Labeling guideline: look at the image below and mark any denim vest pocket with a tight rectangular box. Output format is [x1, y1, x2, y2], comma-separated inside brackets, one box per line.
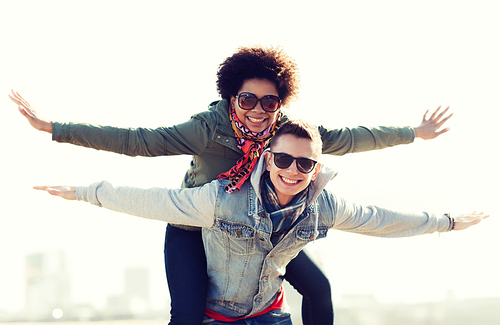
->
[296, 227, 329, 242]
[216, 220, 255, 255]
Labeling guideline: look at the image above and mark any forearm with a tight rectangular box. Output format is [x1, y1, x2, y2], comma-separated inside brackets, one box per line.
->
[348, 206, 450, 237]
[52, 119, 208, 157]
[76, 180, 217, 227]
[320, 125, 415, 155]
[52, 122, 138, 155]
[331, 194, 450, 237]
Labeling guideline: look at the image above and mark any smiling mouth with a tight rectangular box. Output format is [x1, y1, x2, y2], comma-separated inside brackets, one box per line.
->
[280, 176, 299, 185]
[247, 116, 266, 123]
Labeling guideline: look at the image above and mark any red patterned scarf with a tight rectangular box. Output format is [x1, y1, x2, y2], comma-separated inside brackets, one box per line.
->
[217, 106, 281, 193]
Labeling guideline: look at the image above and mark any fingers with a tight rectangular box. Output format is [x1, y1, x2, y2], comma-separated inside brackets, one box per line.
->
[430, 105, 453, 123]
[435, 127, 450, 136]
[15, 91, 31, 108]
[9, 89, 31, 108]
[33, 185, 77, 200]
[8, 94, 22, 106]
[33, 186, 59, 196]
[428, 105, 441, 121]
[436, 112, 453, 128]
[421, 109, 430, 122]
[435, 106, 450, 120]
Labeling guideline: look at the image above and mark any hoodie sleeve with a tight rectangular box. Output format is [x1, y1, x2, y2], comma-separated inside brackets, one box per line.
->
[327, 192, 450, 237]
[76, 180, 219, 228]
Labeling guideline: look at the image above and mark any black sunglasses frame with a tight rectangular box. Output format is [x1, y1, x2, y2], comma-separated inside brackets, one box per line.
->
[235, 92, 281, 112]
[271, 152, 318, 174]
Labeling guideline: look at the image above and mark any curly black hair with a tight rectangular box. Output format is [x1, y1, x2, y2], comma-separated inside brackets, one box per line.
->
[216, 45, 300, 108]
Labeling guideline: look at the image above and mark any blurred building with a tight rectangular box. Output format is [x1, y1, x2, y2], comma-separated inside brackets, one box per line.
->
[125, 266, 150, 312]
[105, 266, 151, 317]
[25, 250, 71, 320]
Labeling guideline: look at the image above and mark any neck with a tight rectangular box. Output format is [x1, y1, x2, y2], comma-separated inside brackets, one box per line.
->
[277, 193, 294, 207]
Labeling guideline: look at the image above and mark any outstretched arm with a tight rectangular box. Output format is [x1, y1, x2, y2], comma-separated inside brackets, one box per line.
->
[414, 105, 453, 140]
[318, 106, 453, 155]
[34, 181, 218, 227]
[9, 90, 52, 133]
[330, 192, 488, 237]
[9, 90, 211, 157]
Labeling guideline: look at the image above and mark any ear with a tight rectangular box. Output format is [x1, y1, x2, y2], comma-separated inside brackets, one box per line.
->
[310, 162, 321, 181]
[230, 96, 236, 109]
[264, 151, 273, 171]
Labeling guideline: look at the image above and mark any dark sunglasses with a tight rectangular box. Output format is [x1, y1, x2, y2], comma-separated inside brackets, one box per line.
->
[235, 92, 281, 112]
[271, 152, 318, 174]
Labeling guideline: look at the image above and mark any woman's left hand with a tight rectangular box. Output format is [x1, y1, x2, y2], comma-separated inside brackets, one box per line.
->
[414, 105, 453, 140]
[34, 186, 77, 200]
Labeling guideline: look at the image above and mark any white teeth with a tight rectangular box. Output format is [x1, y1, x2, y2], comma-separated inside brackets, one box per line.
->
[281, 176, 298, 184]
[248, 117, 265, 123]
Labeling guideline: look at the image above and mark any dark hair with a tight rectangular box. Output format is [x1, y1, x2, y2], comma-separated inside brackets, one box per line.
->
[216, 45, 300, 108]
[269, 119, 322, 156]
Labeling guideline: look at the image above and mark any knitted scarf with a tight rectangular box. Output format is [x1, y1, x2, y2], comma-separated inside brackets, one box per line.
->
[217, 106, 281, 193]
[261, 174, 308, 246]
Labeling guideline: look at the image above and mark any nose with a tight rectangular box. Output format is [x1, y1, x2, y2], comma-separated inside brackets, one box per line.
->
[251, 100, 266, 113]
[286, 160, 299, 175]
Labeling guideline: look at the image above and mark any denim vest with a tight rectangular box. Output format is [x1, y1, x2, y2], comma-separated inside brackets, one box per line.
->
[202, 167, 335, 317]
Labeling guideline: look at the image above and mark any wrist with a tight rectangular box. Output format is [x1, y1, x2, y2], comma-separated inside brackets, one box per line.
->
[42, 121, 53, 134]
[413, 126, 421, 139]
[445, 213, 455, 231]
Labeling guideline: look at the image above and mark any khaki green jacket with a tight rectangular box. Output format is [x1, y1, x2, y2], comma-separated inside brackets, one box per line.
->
[52, 100, 414, 189]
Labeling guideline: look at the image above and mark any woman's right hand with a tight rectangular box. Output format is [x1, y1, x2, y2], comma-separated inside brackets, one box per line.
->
[9, 90, 52, 133]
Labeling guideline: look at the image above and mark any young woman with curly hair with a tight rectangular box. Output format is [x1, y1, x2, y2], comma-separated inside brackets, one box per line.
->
[11, 45, 452, 324]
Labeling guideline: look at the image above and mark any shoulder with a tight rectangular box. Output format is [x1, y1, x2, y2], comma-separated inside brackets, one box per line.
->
[192, 100, 229, 124]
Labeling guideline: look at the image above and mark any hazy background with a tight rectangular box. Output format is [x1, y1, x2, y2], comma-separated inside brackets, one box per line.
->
[1, 0, 499, 319]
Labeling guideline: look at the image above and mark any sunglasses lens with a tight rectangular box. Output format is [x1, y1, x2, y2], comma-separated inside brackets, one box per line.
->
[297, 159, 315, 173]
[274, 154, 293, 169]
[261, 96, 280, 112]
[238, 93, 257, 109]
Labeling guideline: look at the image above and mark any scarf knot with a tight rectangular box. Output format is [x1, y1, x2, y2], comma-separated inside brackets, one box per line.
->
[217, 106, 280, 193]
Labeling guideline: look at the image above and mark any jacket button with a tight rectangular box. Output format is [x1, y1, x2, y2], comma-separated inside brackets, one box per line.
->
[217, 135, 221, 139]
[236, 229, 242, 237]
[261, 275, 268, 281]
[309, 233, 315, 240]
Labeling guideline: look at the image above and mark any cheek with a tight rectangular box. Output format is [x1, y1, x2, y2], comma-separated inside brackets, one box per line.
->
[234, 107, 246, 122]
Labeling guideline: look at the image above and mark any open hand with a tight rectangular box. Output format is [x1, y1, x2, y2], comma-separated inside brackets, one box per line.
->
[9, 90, 52, 133]
[34, 186, 77, 200]
[453, 212, 489, 230]
[414, 105, 453, 140]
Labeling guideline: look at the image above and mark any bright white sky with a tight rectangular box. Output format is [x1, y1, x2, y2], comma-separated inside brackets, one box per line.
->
[1, 0, 499, 313]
